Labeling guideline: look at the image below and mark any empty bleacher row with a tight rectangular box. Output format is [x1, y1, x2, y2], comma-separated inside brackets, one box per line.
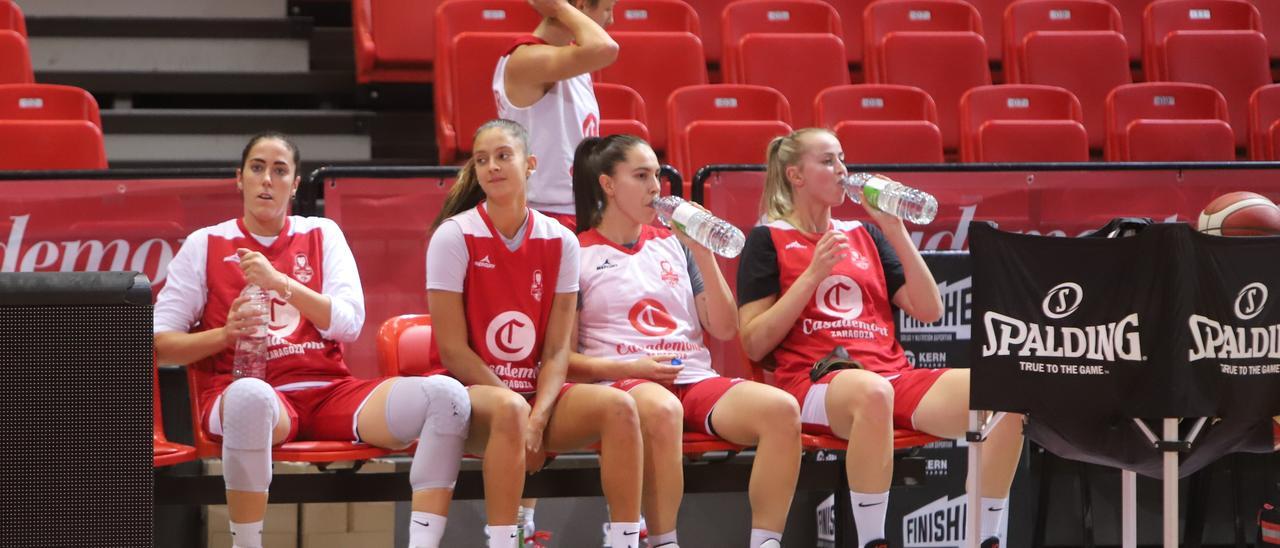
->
[352, 0, 1280, 175]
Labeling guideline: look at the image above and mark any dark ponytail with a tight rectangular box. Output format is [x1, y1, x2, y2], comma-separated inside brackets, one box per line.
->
[432, 119, 531, 230]
[572, 133, 648, 232]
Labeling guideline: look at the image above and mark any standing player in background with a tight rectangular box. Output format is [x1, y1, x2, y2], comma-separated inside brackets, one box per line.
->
[427, 119, 645, 548]
[154, 133, 471, 548]
[569, 134, 803, 548]
[736, 129, 1025, 548]
[493, 0, 618, 231]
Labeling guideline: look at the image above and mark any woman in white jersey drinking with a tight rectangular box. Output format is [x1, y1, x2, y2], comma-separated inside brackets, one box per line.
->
[736, 128, 1025, 548]
[569, 134, 802, 548]
[493, 0, 618, 230]
[427, 119, 644, 548]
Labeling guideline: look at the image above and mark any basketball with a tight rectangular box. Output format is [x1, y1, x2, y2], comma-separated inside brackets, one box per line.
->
[1196, 191, 1280, 236]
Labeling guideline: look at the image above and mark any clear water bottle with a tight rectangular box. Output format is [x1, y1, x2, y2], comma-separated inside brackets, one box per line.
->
[231, 283, 270, 379]
[652, 195, 745, 258]
[840, 172, 938, 225]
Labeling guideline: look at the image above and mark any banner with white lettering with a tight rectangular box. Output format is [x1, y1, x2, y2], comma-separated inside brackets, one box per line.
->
[972, 222, 1280, 419]
[1186, 231, 1280, 418]
[969, 222, 1189, 418]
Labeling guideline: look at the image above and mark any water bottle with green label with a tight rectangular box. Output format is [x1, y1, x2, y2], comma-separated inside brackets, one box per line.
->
[840, 173, 938, 225]
[651, 196, 746, 258]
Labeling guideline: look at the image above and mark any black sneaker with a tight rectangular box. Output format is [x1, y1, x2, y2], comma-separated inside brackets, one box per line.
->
[980, 537, 1001, 548]
[863, 540, 890, 548]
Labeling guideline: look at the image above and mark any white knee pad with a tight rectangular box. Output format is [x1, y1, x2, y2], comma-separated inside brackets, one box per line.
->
[385, 376, 471, 491]
[221, 378, 279, 493]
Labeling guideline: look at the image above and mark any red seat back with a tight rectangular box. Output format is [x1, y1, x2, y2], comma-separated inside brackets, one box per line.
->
[0, 84, 102, 128]
[0, 30, 31, 85]
[959, 84, 1088, 161]
[1251, 0, 1280, 61]
[441, 32, 523, 161]
[0, 120, 106, 169]
[377, 314, 435, 377]
[597, 31, 708, 154]
[720, 0, 843, 81]
[666, 84, 791, 181]
[1248, 84, 1280, 159]
[612, 0, 701, 33]
[685, 119, 792, 187]
[1161, 29, 1269, 147]
[1112, 0, 1152, 60]
[434, 0, 540, 161]
[0, 0, 25, 38]
[862, 0, 982, 81]
[371, 0, 438, 65]
[737, 33, 849, 126]
[878, 31, 991, 150]
[966, 0, 1015, 61]
[1143, 0, 1260, 80]
[1104, 82, 1232, 160]
[595, 82, 651, 140]
[816, 84, 943, 162]
[1125, 118, 1235, 160]
[1004, 0, 1124, 81]
[1020, 31, 1131, 149]
[822, 0, 876, 65]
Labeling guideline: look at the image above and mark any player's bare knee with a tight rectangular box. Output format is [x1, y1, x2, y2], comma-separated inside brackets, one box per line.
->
[601, 389, 641, 433]
[758, 392, 801, 433]
[636, 392, 683, 435]
[489, 390, 530, 434]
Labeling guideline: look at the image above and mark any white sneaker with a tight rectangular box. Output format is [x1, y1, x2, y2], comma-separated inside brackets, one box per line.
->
[759, 540, 782, 548]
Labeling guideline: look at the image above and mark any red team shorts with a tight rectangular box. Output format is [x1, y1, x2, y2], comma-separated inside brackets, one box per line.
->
[791, 367, 949, 435]
[612, 377, 745, 436]
[539, 211, 577, 232]
[202, 377, 389, 443]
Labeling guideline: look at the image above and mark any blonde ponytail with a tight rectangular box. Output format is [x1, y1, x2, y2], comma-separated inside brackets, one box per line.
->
[760, 128, 833, 221]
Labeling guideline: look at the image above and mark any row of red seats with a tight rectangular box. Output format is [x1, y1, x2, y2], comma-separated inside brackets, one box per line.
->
[354, 0, 1280, 83]
[0, 3, 106, 170]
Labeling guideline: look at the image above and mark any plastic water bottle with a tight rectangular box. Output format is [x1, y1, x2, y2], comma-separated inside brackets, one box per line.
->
[652, 196, 745, 258]
[231, 283, 270, 380]
[840, 172, 938, 225]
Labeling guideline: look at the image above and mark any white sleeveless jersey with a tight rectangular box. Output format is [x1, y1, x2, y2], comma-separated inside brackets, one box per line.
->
[577, 225, 717, 385]
[493, 35, 600, 215]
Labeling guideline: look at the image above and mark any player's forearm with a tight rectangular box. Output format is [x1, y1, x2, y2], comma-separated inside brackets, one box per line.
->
[154, 330, 226, 366]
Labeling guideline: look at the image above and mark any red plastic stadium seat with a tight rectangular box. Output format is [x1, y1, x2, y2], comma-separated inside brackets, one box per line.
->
[1003, 0, 1125, 81]
[611, 0, 701, 33]
[1249, 84, 1280, 160]
[1159, 29, 1269, 148]
[0, 30, 31, 84]
[1142, 0, 1261, 81]
[597, 32, 708, 155]
[667, 84, 791, 182]
[684, 119, 793, 177]
[0, 120, 106, 169]
[595, 82, 651, 141]
[154, 362, 197, 467]
[352, 0, 437, 83]
[736, 33, 849, 127]
[823, 0, 876, 66]
[1111, 0, 1152, 60]
[434, 0, 541, 162]
[1104, 82, 1234, 161]
[966, 0, 1015, 62]
[437, 32, 523, 163]
[1251, 0, 1280, 62]
[720, 0, 843, 81]
[815, 84, 943, 163]
[0, 84, 102, 128]
[688, 0, 735, 66]
[1017, 29, 1130, 150]
[862, 0, 983, 81]
[0, 0, 25, 38]
[959, 84, 1088, 162]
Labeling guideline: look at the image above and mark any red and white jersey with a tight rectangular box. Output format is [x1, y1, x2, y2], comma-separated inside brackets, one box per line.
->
[426, 204, 580, 394]
[749, 219, 909, 395]
[578, 226, 717, 385]
[154, 216, 365, 393]
[493, 35, 600, 215]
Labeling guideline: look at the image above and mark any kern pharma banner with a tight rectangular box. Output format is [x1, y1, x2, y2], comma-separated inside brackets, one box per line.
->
[970, 222, 1280, 420]
[0, 178, 240, 296]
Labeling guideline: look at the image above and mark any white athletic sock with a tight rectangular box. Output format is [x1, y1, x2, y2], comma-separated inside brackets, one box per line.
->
[749, 528, 783, 547]
[488, 525, 518, 548]
[409, 511, 446, 548]
[850, 490, 889, 546]
[519, 505, 536, 536]
[649, 529, 678, 546]
[229, 520, 263, 548]
[606, 521, 642, 548]
[980, 496, 1009, 541]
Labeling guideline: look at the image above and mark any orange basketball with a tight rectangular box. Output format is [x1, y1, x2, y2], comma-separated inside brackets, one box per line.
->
[1196, 191, 1280, 236]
